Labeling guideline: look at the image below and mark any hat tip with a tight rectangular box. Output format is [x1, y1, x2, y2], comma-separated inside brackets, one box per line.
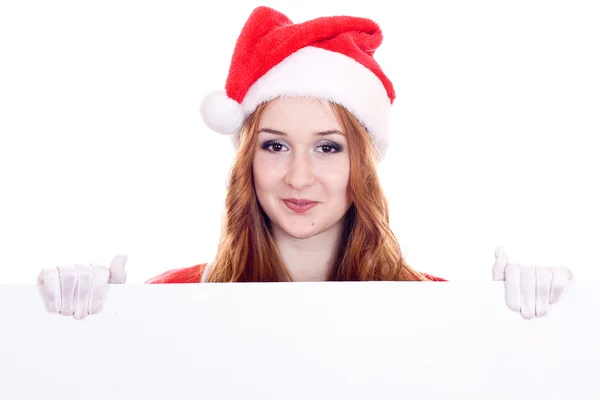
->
[200, 90, 245, 135]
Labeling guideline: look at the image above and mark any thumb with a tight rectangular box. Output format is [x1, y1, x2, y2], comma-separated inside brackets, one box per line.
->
[492, 245, 509, 281]
[108, 254, 128, 284]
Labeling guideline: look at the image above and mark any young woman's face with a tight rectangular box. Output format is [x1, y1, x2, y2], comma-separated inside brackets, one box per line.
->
[253, 97, 351, 240]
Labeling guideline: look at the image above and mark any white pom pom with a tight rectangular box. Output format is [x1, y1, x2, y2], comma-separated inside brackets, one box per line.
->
[200, 90, 245, 135]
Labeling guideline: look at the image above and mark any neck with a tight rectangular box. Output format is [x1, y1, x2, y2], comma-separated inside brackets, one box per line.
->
[272, 222, 344, 282]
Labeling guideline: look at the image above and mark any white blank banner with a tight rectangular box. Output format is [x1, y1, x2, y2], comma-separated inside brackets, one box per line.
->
[1, 282, 598, 399]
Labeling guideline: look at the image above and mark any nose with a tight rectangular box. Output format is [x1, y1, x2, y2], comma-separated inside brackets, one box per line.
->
[284, 151, 316, 190]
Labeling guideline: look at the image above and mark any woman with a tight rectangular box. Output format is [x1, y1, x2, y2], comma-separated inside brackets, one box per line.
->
[37, 6, 573, 320]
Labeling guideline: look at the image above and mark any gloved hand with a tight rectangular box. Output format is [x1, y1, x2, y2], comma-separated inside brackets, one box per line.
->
[37, 255, 128, 320]
[492, 245, 573, 319]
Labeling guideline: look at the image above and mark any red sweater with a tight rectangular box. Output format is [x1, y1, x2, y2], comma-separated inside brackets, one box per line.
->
[145, 263, 447, 284]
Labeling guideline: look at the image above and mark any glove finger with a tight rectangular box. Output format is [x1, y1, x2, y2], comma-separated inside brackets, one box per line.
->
[89, 266, 110, 315]
[549, 265, 573, 305]
[57, 265, 77, 316]
[504, 263, 521, 312]
[492, 245, 510, 281]
[37, 268, 62, 313]
[108, 255, 128, 284]
[73, 264, 93, 320]
[519, 265, 536, 319]
[535, 267, 553, 317]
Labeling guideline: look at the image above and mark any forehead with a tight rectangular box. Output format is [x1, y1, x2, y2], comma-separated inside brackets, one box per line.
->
[258, 97, 342, 134]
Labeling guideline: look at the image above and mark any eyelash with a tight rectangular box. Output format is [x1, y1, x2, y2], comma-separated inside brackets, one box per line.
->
[261, 140, 343, 154]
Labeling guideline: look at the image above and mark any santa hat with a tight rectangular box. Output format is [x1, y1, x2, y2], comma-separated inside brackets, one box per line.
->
[200, 6, 395, 159]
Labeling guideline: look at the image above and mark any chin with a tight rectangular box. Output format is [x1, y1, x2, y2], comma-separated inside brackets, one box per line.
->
[276, 220, 320, 239]
[283, 227, 319, 239]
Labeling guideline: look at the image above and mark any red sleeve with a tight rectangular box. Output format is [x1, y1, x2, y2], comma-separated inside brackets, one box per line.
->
[145, 264, 207, 284]
[422, 272, 447, 281]
[145, 265, 446, 283]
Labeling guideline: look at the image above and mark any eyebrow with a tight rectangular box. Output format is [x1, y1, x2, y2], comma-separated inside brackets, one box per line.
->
[258, 128, 345, 137]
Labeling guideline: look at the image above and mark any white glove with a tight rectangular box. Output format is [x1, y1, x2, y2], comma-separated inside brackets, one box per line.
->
[37, 255, 128, 320]
[492, 245, 573, 319]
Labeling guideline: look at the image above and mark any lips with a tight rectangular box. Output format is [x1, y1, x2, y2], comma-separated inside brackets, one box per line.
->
[282, 198, 318, 214]
[283, 199, 316, 206]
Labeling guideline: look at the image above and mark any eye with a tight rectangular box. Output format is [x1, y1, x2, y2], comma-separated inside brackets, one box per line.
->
[316, 141, 343, 154]
[261, 140, 289, 153]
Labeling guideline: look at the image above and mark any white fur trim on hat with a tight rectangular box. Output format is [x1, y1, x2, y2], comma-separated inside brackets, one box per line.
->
[242, 46, 392, 158]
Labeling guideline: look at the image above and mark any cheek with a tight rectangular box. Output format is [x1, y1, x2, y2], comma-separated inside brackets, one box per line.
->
[316, 160, 350, 196]
[253, 155, 283, 191]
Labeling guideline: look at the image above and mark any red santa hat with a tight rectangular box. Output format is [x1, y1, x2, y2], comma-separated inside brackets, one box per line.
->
[200, 6, 395, 159]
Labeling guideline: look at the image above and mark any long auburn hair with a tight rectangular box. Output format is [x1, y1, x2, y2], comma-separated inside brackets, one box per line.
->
[205, 99, 429, 282]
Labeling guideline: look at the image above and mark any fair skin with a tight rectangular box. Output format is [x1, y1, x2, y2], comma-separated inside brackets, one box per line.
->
[252, 97, 352, 282]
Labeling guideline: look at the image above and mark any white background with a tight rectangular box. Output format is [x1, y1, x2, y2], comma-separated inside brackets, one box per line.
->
[1, 0, 599, 284]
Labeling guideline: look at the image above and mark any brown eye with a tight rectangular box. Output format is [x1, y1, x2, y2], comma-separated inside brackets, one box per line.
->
[261, 140, 288, 153]
[316, 141, 342, 154]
